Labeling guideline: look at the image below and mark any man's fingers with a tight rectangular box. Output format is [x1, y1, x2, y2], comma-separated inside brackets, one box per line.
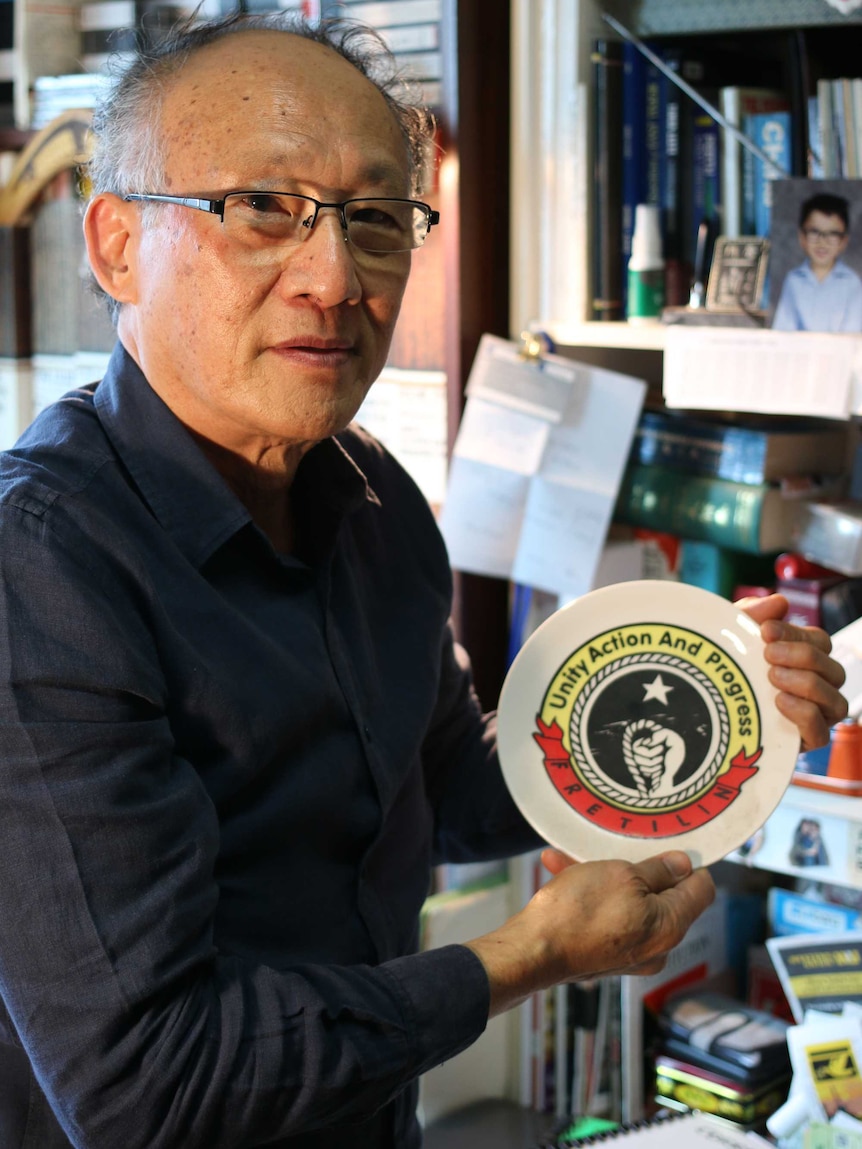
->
[541, 847, 578, 876]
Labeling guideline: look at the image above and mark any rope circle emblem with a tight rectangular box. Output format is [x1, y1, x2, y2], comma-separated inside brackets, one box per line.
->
[569, 651, 730, 810]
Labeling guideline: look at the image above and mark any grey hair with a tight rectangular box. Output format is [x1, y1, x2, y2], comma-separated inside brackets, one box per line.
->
[86, 10, 436, 321]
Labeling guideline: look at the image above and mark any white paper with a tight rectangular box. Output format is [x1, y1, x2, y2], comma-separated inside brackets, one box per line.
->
[440, 334, 646, 597]
[663, 327, 856, 419]
[452, 396, 549, 475]
[438, 456, 529, 580]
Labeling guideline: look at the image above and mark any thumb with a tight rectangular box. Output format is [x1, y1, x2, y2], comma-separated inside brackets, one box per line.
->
[541, 847, 578, 876]
[737, 593, 788, 626]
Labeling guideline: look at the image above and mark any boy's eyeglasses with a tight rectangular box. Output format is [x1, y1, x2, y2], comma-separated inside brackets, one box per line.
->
[802, 228, 846, 244]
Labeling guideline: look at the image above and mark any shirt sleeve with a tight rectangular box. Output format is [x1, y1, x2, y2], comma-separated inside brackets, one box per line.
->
[0, 502, 491, 1149]
[421, 623, 543, 864]
[843, 268, 862, 332]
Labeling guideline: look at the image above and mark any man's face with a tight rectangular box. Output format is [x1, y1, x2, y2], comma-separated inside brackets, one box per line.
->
[798, 209, 849, 274]
[113, 32, 413, 455]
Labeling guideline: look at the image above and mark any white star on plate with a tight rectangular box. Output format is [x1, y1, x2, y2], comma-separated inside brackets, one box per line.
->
[642, 674, 673, 705]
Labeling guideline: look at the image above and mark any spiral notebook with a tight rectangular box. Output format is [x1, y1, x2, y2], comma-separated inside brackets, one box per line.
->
[547, 1109, 772, 1146]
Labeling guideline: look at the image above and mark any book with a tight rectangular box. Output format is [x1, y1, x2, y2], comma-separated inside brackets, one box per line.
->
[768, 887, 862, 937]
[719, 87, 789, 238]
[591, 38, 624, 321]
[0, 224, 30, 357]
[766, 930, 862, 1023]
[643, 55, 662, 212]
[553, 1108, 771, 1146]
[690, 112, 720, 258]
[615, 464, 829, 556]
[337, 0, 441, 26]
[630, 409, 849, 485]
[619, 891, 730, 1124]
[659, 48, 686, 306]
[818, 77, 839, 178]
[621, 40, 647, 310]
[744, 109, 792, 238]
[680, 539, 775, 600]
[794, 502, 862, 577]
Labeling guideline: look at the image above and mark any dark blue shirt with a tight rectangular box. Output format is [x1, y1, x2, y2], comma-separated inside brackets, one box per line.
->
[0, 343, 538, 1149]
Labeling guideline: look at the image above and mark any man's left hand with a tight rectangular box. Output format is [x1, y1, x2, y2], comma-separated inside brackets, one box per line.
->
[740, 593, 848, 751]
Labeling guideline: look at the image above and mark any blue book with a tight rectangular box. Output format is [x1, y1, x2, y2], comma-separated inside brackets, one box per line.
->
[660, 50, 683, 260]
[643, 54, 663, 211]
[768, 888, 862, 937]
[621, 40, 647, 305]
[745, 109, 792, 236]
[690, 112, 720, 255]
[630, 408, 847, 485]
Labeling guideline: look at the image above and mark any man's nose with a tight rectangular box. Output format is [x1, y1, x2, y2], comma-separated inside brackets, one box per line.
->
[281, 210, 363, 308]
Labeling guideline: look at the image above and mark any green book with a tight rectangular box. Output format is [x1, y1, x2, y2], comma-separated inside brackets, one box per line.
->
[615, 464, 815, 556]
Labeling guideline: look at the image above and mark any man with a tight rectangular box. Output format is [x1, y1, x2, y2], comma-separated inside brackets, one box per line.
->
[0, 13, 847, 1149]
[773, 191, 862, 332]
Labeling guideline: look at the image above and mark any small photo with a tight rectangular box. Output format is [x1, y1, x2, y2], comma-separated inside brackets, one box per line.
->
[770, 178, 862, 333]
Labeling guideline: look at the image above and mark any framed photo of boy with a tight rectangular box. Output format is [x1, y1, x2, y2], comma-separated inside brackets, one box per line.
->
[770, 178, 862, 333]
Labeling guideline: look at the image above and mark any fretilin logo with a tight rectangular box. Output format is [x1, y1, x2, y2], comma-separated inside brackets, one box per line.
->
[533, 622, 762, 840]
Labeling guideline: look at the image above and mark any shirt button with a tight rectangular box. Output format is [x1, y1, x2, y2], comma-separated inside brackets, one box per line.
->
[363, 724, 373, 743]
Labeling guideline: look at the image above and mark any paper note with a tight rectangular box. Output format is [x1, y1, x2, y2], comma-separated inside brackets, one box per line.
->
[439, 334, 646, 597]
[663, 327, 856, 419]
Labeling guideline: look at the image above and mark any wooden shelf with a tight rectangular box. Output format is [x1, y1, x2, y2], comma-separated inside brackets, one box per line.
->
[542, 320, 667, 352]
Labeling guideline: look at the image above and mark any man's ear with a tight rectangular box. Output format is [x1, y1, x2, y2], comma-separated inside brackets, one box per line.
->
[83, 193, 140, 305]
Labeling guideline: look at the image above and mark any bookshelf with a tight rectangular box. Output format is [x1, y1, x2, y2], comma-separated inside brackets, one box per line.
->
[507, 2, 862, 1126]
[510, 0, 862, 340]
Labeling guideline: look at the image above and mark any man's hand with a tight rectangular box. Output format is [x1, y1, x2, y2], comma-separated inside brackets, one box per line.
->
[464, 850, 715, 1017]
[739, 594, 848, 750]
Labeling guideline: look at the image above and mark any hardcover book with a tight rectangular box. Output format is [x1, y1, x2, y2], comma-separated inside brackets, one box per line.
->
[719, 87, 789, 238]
[743, 109, 793, 238]
[591, 38, 624, 321]
[615, 464, 828, 556]
[630, 409, 849, 485]
[794, 501, 862, 577]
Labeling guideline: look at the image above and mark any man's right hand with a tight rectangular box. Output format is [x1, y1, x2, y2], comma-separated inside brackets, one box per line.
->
[464, 849, 715, 1017]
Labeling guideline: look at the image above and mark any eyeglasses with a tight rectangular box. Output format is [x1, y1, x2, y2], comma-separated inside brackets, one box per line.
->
[802, 228, 846, 243]
[124, 190, 440, 254]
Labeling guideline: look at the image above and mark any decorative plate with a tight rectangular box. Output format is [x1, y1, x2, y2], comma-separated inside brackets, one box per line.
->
[497, 580, 800, 867]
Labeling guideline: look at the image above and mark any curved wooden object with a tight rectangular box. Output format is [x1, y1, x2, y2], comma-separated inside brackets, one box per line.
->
[0, 110, 94, 226]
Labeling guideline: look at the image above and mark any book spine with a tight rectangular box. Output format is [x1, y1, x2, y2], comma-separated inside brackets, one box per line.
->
[808, 94, 824, 178]
[591, 39, 624, 322]
[853, 80, 862, 180]
[631, 419, 770, 484]
[844, 77, 859, 178]
[690, 114, 720, 254]
[833, 77, 847, 176]
[818, 77, 837, 178]
[643, 54, 662, 211]
[660, 50, 686, 305]
[748, 110, 792, 237]
[615, 465, 767, 553]
[621, 40, 646, 311]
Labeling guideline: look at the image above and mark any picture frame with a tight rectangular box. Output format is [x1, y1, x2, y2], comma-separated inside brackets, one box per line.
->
[770, 178, 862, 334]
[705, 236, 771, 314]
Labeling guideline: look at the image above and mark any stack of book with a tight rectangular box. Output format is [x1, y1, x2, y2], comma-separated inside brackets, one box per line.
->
[613, 409, 850, 601]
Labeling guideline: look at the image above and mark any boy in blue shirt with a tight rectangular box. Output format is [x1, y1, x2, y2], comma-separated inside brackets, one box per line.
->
[773, 191, 862, 332]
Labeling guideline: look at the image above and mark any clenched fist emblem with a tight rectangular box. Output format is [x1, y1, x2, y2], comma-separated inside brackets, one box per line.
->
[621, 718, 686, 798]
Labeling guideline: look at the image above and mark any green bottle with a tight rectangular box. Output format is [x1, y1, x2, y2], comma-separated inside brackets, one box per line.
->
[627, 203, 665, 323]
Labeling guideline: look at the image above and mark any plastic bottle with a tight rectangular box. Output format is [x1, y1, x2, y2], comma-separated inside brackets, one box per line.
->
[627, 203, 665, 323]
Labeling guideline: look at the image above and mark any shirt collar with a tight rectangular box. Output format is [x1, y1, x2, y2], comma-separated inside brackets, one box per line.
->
[94, 341, 378, 569]
[799, 258, 853, 285]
